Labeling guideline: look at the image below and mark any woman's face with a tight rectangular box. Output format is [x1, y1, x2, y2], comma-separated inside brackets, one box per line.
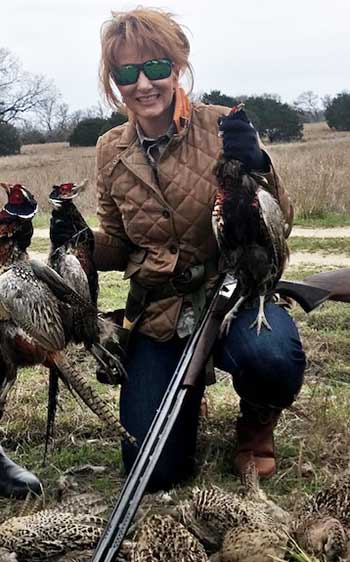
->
[114, 43, 179, 136]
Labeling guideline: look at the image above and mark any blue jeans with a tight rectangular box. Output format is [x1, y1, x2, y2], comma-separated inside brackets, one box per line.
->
[120, 302, 305, 491]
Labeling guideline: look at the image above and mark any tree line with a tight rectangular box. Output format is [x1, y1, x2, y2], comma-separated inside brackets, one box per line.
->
[1, 48, 349, 156]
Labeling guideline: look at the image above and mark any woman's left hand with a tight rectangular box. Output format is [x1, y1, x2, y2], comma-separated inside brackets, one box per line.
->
[218, 110, 268, 171]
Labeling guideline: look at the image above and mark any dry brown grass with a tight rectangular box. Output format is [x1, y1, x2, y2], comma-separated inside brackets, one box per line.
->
[269, 123, 350, 218]
[1, 122, 350, 220]
[0, 142, 97, 214]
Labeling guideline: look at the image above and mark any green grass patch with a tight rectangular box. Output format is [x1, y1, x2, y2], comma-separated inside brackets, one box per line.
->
[294, 213, 350, 228]
[30, 236, 50, 254]
[289, 237, 350, 255]
[33, 213, 99, 230]
[98, 271, 129, 310]
[33, 212, 50, 229]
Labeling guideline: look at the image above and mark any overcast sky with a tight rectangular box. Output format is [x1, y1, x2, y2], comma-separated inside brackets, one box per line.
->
[2, 0, 349, 113]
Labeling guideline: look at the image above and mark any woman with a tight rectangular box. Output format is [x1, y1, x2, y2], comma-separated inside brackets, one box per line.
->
[58, 7, 305, 491]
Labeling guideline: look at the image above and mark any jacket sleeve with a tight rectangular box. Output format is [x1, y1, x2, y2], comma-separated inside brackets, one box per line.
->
[93, 137, 132, 271]
[259, 149, 294, 238]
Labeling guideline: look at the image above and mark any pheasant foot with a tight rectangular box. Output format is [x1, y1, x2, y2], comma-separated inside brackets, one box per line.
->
[249, 296, 272, 336]
[220, 295, 246, 337]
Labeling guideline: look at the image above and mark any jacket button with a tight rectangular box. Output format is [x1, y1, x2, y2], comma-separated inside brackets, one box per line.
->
[169, 245, 178, 254]
[162, 209, 170, 219]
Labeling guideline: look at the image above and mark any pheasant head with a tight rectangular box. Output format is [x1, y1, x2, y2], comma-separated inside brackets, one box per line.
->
[0, 183, 37, 254]
[0, 182, 37, 219]
[49, 180, 87, 206]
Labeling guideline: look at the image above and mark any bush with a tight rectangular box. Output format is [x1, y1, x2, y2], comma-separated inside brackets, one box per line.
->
[200, 91, 303, 143]
[0, 121, 21, 156]
[69, 117, 107, 147]
[244, 96, 303, 142]
[325, 92, 350, 131]
[20, 128, 46, 145]
[99, 111, 128, 135]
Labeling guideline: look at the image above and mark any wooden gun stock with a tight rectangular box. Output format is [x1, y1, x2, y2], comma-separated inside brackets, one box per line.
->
[276, 280, 330, 312]
[303, 268, 350, 303]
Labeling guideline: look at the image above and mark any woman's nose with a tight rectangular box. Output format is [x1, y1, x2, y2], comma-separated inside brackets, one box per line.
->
[136, 70, 153, 89]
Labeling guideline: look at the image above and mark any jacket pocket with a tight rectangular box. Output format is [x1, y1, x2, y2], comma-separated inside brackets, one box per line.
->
[124, 248, 147, 279]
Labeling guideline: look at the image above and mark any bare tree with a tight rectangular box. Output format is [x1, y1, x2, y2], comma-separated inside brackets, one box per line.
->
[294, 90, 322, 122]
[35, 86, 70, 132]
[0, 48, 57, 123]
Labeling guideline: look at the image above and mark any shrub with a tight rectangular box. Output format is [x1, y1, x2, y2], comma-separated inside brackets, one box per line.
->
[244, 96, 304, 142]
[20, 128, 46, 145]
[0, 121, 21, 156]
[99, 111, 128, 135]
[325, 92, 350, 131]
[69, 117, 107, 147]
[201, 91, 303, 142]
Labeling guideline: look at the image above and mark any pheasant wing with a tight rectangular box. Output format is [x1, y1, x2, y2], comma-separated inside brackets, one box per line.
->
[256, 188, 287, 271]
[55, 253, 91, 302]
[30, 258, 96, 312]
[0, 266, 65, 352]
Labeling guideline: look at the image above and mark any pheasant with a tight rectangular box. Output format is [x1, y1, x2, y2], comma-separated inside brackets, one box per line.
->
[291, 469, 350, 560]
[212, 106, 288, 335]
[49, 181, 98, 304]
[0, 493, 116, 562]
[46, 180, 127, 454]
[48, 180, 126, 382]
[0, 182, 135, 446]
[132, 513, 209, 562]
[178, 462, 290, 561]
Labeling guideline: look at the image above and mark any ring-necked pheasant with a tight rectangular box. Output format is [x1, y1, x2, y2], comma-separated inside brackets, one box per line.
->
[0, 182, 135, 447]
[48, 180, 126, 382]
[292, 469, 350, 561]
[178, 462, 290, 561]
[0, 493, 133, 562]
[212, 106, 289, 335]
[46, 181, 127, 454]
[132, 513, 209, 562]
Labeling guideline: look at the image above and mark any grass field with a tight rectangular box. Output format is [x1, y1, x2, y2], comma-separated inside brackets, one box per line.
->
[0, 121, 350, 222]
[1, 122, 350, 560]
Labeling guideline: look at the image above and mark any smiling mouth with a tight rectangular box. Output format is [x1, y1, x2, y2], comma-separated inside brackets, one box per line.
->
[137, 94, 160, 103]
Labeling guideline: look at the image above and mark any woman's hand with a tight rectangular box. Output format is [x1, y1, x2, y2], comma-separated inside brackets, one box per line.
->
[218, 109, 268, 171]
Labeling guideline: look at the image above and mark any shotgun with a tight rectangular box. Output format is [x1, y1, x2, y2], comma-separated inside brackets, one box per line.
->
[90, 274, 333, 562]
[303, 268, 350, 303]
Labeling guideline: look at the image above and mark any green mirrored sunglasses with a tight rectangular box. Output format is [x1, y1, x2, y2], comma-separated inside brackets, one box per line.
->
[112, 58, 173, 86]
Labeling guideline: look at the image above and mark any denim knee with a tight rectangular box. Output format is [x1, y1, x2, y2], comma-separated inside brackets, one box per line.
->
[232, 348, 306, 409]
[215, 303, 306, 409]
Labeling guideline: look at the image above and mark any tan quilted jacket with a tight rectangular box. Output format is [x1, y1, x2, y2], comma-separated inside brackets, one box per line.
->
[93, 88, 293, 341]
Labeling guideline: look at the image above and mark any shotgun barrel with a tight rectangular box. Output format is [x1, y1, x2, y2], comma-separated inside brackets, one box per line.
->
[90, 275, 237, 562]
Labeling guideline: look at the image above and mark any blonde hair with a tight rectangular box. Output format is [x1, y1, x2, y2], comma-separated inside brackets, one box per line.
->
[99, 7, 194, 111]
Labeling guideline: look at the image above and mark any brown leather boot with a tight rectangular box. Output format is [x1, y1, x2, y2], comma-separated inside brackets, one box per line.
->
[234, 401, 281, 479]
